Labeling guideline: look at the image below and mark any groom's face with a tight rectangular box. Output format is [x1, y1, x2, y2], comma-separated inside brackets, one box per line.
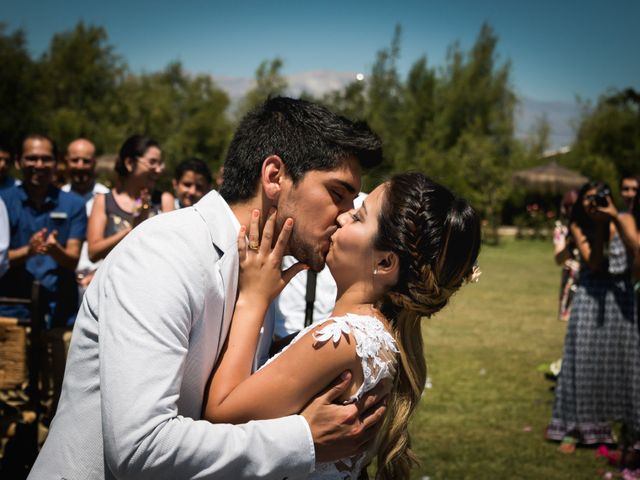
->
[277, 157, 361, 271]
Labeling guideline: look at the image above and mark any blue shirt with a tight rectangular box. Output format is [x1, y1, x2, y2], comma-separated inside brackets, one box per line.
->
[0, 175, 19, 191]
[0, 185, 87, 327]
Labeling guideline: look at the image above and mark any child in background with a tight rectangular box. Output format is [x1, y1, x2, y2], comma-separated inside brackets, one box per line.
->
[162, 159, 213, 210]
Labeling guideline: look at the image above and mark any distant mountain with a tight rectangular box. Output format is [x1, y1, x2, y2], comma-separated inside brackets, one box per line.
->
[515, 97, 582, 150]
[213, 70, 582, 150]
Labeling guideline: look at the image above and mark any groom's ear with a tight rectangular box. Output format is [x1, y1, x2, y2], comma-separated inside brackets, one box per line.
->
[261, 155, 285, 200]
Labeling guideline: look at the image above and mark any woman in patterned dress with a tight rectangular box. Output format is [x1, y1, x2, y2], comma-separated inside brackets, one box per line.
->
[546, 181, 639, 452]
[203, 172, 481, 479]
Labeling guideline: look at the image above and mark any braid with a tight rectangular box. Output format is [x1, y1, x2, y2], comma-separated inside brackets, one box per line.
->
[373, 172, 481, 479]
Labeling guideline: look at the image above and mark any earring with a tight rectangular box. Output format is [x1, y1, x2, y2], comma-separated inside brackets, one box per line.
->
[373, 268, 378, 275]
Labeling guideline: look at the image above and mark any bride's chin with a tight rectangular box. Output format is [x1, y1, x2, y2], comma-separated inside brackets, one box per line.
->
[325, 251, 337, 274]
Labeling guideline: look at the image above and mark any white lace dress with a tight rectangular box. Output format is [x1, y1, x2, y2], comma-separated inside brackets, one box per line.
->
[263, 313, 399, 479]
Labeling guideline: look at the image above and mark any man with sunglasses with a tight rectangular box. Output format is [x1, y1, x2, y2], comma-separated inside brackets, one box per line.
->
[0, 134, 87, 421]
[61, 138, 109, 292]
[0, 134, 86, 326]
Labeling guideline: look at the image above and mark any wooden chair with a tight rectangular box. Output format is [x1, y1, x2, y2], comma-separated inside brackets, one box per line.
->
[0, 281, 44, 478]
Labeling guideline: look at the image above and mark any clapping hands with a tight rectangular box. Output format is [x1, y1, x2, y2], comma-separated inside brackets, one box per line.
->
[28, 228, 60, 256]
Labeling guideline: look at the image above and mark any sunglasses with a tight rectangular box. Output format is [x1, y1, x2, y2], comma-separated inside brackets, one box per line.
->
[23, 155, 55, 164]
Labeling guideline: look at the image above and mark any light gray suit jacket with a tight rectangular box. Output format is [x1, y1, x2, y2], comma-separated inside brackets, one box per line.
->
[29, 191, 315, 479]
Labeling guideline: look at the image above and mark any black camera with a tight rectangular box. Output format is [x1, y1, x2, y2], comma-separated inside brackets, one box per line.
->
[590, 187, 611, 207]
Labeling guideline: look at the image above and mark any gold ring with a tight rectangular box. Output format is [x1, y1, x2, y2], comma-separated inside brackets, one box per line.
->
[248, 241, 260, 251]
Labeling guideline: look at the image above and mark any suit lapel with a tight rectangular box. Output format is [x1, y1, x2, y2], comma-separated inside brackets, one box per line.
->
[193, 191, 240, 358]
[216, 249, 238, 357]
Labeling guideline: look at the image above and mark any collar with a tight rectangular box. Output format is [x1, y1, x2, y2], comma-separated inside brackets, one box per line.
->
[18, 184, 60, 209]
[193, 190, 240, 254]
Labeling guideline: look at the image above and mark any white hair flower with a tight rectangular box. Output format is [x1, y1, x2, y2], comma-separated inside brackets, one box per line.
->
[466, 264, 482, 284]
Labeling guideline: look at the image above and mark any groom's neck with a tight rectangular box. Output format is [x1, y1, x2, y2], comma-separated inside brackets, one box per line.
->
[229, 194, 274, 231]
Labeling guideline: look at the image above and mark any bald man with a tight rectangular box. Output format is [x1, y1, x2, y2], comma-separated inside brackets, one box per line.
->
[62, 139, 109, 290]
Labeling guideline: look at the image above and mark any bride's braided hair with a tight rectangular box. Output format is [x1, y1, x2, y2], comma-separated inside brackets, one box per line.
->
[373, 172, 481, 480]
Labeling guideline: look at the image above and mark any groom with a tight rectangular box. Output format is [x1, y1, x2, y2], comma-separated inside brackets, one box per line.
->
[29, 97, 384, 479]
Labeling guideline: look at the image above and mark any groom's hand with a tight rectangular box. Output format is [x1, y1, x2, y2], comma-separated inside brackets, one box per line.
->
[301, 370, 389, 463]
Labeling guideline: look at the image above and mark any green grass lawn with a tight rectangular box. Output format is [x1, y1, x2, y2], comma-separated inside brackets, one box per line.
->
[409, 239, 608, 480]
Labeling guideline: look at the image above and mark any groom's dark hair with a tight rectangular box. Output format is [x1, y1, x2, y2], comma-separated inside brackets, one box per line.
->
[219, 97, 383, 204]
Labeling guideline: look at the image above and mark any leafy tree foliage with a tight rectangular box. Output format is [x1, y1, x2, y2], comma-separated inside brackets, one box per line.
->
[237, 58, 288, 118]
[0, 24, 40, 149]
[116, 62, 233, 184]
[3, 20, 635, 236]
[566, 89, 640, 193]
[321, 23, 517, 240]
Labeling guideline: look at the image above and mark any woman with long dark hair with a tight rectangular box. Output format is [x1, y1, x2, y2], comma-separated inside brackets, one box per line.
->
[87, 135, 173, 262]
[203, 172, 481, 479]
[546, 180, 639, 453]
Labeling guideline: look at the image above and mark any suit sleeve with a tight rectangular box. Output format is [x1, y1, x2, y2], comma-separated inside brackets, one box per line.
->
[98, 219, 315, 479]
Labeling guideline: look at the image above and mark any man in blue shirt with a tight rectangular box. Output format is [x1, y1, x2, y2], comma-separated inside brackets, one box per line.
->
[0, 134, 87, 327]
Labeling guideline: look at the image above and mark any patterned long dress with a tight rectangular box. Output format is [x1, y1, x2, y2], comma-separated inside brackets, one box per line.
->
[546, 232, 640, 443]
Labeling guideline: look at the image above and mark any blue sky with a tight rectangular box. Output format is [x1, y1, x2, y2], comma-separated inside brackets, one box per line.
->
[3, 0, 639, 147]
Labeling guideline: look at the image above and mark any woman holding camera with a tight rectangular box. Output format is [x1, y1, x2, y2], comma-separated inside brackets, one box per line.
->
[546, 181, 639, 454]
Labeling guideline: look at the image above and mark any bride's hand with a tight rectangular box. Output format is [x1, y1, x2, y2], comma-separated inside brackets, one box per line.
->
[237, 208, 307, 307]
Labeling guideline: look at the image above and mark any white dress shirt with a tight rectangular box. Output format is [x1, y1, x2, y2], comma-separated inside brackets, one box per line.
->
[62, 181, 110, 274]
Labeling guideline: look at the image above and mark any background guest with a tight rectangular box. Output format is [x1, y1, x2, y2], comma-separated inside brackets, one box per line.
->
[0, 134, 87, 420]
[546, 181, 639, 454]
[553, 189, 579, 321]
[61, 138, 109, 290]
[161, 158, 212, 210]
[87, 135, 170, 262]
[620, 173, 639, 212]
[0, 141, 20, 191]
[0, 134, 86, 326]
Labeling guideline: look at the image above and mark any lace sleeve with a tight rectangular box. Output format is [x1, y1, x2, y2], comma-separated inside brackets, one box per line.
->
[313, 313, 399, 402]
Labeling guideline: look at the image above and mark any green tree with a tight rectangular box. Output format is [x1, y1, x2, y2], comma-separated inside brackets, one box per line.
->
[116, 62, 233, 185]
[237, 58, 288, 118]
[567, 88, 640, 190]
[0, 24, 40, 149]
[364, 25, 404, 181]
[38, 22, 126, 151]
[394, 55, 437, 171]
[419, 23, 517, 242]
[321, 79, 367, 121]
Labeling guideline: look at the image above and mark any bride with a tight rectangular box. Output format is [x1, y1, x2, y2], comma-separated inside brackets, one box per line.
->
[203, 172, 481, 479]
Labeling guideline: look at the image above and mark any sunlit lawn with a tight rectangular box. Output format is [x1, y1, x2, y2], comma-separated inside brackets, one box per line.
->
[410, 238, 607, 480]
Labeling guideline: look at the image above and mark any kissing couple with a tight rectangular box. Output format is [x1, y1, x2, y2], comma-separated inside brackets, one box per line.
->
[30, 97, 480, 480]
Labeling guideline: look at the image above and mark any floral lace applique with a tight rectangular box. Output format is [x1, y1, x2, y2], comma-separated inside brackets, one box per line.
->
[262, 313, 399, 479]
[312, 313, 399, 402]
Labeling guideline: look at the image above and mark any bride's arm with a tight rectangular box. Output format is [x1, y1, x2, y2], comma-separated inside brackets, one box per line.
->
[205, 319, 362, 423]
[204, 208, 311, 419]
[204, 209, 363, 424]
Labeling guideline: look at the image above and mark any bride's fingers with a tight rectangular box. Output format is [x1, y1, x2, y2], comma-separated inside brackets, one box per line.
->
[237, 225, 247, 262]
[260, 208, 277, 255]
[248, 209, 260, 251]
[282, 261, 308, 285]
[272, 217, 293, 260]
